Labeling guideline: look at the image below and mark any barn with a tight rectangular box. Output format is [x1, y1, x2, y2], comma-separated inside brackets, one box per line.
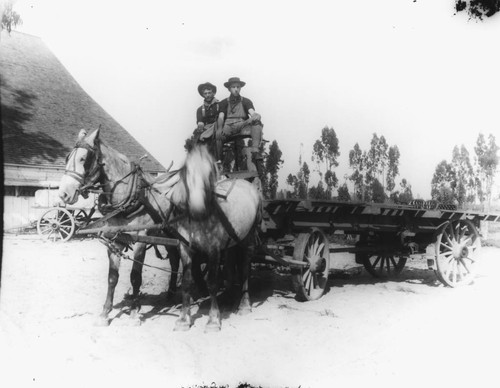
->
[1, 31, 166, 230]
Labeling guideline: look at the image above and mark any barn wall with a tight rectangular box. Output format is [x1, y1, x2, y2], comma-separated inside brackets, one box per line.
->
[3, 195, 46, 231]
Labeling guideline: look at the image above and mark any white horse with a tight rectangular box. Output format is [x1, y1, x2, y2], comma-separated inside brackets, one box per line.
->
[58, 128, 262, 331]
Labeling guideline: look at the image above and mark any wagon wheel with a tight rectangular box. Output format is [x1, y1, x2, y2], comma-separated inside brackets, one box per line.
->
[37, 207, 75, 242]
[292, 228, 330, 301]
[434, 220, 481, 287]
[362, 253, 407, 279]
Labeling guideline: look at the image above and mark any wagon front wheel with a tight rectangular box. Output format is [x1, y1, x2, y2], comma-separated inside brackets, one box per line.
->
[37, 207, 75, 242]
[292, 228, 330, 301]
[434, 220, 481, 287]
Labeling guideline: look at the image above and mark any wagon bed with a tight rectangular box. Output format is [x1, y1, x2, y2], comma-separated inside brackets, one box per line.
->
[78, 195, 500, 301]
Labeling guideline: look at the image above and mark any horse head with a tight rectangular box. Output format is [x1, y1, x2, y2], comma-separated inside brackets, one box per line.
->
[59, 128, 103, 204]
[182, 144, 219, 219]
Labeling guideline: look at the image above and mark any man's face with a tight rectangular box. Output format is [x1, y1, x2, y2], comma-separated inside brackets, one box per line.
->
[229, 83, 241, 97]
[202, 89, 215, 101]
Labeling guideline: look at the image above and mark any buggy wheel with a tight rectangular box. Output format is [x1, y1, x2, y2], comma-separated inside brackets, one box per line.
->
[292, 228, 330, 301]
[434, 220, 481, 287]
[37, 207, 75, 242]
[362, 254, 407, 279]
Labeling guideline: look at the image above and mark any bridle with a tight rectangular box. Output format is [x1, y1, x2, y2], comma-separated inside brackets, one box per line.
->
[64, 141, 104, 197]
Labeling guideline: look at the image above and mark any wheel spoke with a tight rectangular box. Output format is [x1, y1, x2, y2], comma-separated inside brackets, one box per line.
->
[444, 231, 454, 246]
[440, 242, 453, 251]
[458, 258, 471, 274]
[315, 242, 325, 257]
[302, 270, 311, 287]
[59, 228, 70, 237]
[306, 271, 313, 293]
[458, 226, 467, 241]
[311, 273, 317, 290]
[372, 255, 381, 268]
[59, 218, 72, 226]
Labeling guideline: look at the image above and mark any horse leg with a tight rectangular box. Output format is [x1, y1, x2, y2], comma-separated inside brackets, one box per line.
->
[166, 246, 180, 299]
[174, 245, 193, 331]
[129, 242, 146, 323]
[192, 252, 209, 297]
[237, 244, 253, 315]
[95, 242, 123, 326]
[205, 251, 222, 332]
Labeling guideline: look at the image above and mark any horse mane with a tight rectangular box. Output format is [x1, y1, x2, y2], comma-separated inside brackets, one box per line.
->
[177, 145, 219, 219]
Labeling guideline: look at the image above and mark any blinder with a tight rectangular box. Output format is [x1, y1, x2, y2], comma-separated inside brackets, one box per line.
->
[64, 141, 103, 192]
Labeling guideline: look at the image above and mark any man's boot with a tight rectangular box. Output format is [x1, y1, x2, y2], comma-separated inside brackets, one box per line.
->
[251, 151, 264, 178]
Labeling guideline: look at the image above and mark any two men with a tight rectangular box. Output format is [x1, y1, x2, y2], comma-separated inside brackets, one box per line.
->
[195, 77, 263, 174]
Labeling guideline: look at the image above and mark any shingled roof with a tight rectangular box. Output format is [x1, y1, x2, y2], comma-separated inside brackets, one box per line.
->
[1, 31, 165, 172]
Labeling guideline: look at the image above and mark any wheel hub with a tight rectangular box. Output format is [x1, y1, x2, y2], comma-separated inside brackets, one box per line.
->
[308, 255, 326, 273]
[452, 244, 468, 259]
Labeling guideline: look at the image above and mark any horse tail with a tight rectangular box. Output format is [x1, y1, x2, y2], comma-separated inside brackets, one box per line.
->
[183, 144, 219, 219]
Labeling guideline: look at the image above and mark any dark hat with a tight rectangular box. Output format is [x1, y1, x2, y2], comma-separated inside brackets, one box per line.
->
[224, 77, 246, 89]
[197, 82, 217, 96]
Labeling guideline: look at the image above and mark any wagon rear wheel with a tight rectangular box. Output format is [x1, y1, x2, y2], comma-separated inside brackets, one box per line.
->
[292, 228, 330, 301]
[435, 220, 481, 287]
[37, 207, 75, 242]
[362, 254, 407, 279]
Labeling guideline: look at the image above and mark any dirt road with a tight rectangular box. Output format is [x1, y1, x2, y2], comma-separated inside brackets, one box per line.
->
[1, 234, 500, 388]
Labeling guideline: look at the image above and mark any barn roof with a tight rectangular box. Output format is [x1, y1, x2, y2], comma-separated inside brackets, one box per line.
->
[1, 31, 165, 173]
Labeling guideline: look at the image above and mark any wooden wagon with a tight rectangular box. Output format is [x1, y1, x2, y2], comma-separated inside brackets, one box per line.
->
[77, 193, 500, 301]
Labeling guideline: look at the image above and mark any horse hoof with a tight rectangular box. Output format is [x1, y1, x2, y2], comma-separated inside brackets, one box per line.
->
[128, 314, 142, 326]
[205, 322, 221, 333]
[237, 307, 252, 316]
[94, 316, 111, 327]
[174, 320, 191, 331]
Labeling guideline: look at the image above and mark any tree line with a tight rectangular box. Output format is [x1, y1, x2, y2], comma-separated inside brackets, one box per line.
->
[431, 133, 499, 211]
[283, 127, 414, 204]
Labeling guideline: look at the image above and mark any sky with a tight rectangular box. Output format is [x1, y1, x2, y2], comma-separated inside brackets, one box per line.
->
[11, 0, 500, 198]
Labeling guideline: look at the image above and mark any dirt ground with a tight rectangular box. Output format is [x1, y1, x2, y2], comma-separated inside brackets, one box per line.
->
[1, 233, 500, 388]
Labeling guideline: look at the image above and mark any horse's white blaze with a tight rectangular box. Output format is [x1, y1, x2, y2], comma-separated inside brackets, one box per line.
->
[58, 147, 88, 205]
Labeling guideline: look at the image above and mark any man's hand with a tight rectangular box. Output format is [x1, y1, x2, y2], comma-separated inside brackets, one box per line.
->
[250, 113, 261, 123]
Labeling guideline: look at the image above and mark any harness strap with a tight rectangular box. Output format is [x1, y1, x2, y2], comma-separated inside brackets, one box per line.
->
[213, 199, 242, 245]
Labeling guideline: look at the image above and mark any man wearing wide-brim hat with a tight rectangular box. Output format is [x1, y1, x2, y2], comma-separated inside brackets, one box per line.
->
[194, 82, 220, 150]
[216, 76, 264, 175]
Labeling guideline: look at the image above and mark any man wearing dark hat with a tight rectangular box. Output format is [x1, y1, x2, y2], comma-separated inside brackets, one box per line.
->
[216, 76, 264, 175]
[194, 82, 220, 144]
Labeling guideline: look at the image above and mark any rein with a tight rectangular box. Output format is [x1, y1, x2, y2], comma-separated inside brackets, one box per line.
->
[65, 141, 169, 226]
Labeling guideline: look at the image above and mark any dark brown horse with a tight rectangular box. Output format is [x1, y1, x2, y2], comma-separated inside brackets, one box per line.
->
[58, 128, 262, 331]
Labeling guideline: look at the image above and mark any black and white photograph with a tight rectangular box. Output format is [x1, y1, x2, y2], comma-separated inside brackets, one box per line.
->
[2, 1, 500, 387]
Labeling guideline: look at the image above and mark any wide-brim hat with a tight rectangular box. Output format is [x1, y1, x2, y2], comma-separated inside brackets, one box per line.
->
[198, 82, 217, 96]
[224, 77, 246, 89]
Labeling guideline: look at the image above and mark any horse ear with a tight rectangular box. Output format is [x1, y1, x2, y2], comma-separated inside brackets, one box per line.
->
[78, 128, 88, 140]
[85, 128, 101, 147]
